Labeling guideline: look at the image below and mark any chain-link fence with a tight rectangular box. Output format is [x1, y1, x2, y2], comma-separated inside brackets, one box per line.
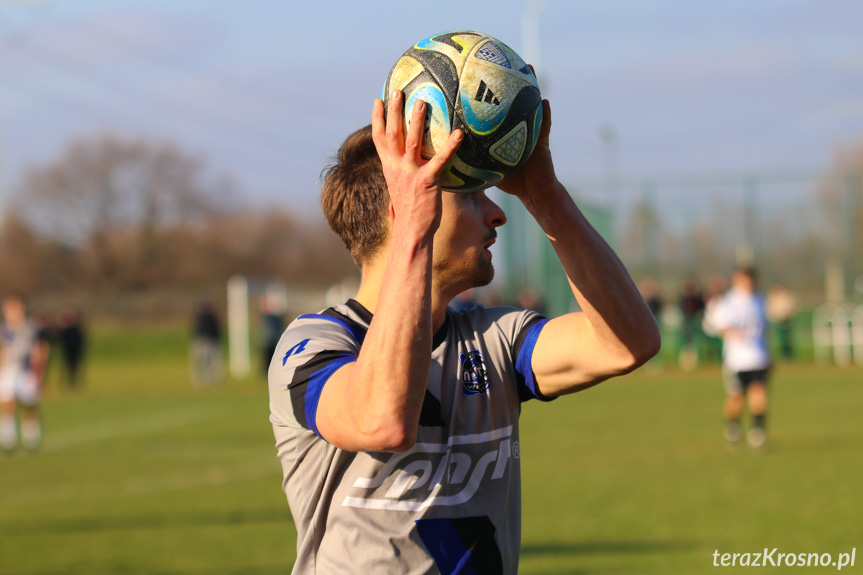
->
[495, 168, 863, 366]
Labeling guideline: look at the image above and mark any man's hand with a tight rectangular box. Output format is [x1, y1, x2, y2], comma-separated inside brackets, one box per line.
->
[371, 91, 463, 239]
[496, 100, 563, 207]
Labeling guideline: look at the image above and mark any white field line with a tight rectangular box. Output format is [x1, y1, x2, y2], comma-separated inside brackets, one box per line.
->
[4, 459, 279, 506]
[41, 404, 224, 453]
[123, 458, 279, 495]
[3, 402, 281, 505]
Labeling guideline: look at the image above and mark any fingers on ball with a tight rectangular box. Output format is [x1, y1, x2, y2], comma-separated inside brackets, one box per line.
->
[405, 100, 425, 154]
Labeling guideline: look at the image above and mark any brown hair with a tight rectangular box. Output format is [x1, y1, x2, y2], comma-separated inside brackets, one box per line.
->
[320, 124, 389, 267]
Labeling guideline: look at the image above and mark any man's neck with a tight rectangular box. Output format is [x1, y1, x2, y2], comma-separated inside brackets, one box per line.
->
[354, 266, 451, 333]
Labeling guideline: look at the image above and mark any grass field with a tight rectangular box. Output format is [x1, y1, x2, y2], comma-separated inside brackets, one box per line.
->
[1, 324, 861, 574]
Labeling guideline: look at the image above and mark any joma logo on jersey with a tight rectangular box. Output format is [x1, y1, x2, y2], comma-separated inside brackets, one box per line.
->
[282, 339, 310, 365]
[460, 349, 490, 396]
[342, 426, 517, 512]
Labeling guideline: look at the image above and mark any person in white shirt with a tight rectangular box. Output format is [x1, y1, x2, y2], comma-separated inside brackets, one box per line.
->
[703, 267, 771, 450]
[0, 296, 51, 453]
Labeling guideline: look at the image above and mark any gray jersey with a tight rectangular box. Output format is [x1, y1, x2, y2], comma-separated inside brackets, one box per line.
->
[269, 300, 551, 574]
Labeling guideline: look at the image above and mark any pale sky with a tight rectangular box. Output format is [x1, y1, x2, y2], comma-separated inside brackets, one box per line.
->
[2, 0, 862, 217]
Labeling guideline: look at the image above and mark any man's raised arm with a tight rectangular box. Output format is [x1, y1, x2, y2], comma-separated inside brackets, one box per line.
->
[314, 93, 463, 452]
[498, 100, 661, 396]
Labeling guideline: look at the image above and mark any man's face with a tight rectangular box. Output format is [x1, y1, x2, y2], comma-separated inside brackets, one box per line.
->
[2, 298, 25, 325]
[432, 190, 507, 294]
[732, 271, 755, 293]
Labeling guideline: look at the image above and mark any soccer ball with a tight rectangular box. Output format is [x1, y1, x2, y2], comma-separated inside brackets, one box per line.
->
[383, 31, 542, 193]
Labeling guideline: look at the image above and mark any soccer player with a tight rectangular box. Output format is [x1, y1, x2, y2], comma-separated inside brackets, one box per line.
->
[268, 92, 661, 574]
[190, 299, 224, 388]
[56, 308, 87, 389]
[703, 267, 771, 450]
[0, 295, 51, 453]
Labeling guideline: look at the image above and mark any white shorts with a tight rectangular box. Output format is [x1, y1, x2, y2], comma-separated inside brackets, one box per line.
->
[0, 367, 41, 406]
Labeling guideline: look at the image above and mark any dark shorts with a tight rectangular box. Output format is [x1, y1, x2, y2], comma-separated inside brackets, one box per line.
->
[726, 367, 770, 396]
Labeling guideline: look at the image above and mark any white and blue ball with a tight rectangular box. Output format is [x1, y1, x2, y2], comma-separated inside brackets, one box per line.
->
[383, 31, 542, 193]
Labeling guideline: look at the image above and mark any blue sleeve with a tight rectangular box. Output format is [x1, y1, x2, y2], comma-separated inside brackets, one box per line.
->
[302, 353, 357, 438]
[514, 318, 555, 402]
[272, 313, 366, 440]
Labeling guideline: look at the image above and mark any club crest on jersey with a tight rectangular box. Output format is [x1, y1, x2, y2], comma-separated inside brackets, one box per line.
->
[459, 350, 490, 397]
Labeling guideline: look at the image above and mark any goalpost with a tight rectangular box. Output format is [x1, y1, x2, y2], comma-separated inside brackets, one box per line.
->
[226, 274, 289, 380]
[227, 275, 251, 379]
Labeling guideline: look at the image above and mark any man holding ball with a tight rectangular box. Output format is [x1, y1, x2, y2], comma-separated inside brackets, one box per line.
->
[268, 90, 660, 573]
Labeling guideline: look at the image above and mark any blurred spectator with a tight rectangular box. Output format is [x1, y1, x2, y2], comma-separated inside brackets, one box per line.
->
[702, 275, 728, 364]
[451, 288, 476, 312]
[517, 288, 545, 315]
[639, 278, 665, 373]
[678, 279, 706, 370]
[190, 299, 223, 388]
[480, 288, 503, 307]
[0, 296, 51, 453]
[640, 277, 663, 319]
[56, 308, 87, 390]
[259, 294, 285, 377]
[766, 284, 798, 361]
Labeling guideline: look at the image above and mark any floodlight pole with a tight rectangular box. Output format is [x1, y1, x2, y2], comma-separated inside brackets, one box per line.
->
[641, 181, 659, 276]
[520, 0, 547, 301]
[0, 93, 4, 218]
[599, 124, 619, 203]
[737, 177, 758, 267]
[844, 174, 860, 296]
[521, 0, 545, 86]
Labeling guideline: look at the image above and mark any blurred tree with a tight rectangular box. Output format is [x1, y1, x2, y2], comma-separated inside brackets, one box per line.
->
[0, 212, 75, 294]
[12, 133, 231, 290]
[179, 211, 355, 289]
